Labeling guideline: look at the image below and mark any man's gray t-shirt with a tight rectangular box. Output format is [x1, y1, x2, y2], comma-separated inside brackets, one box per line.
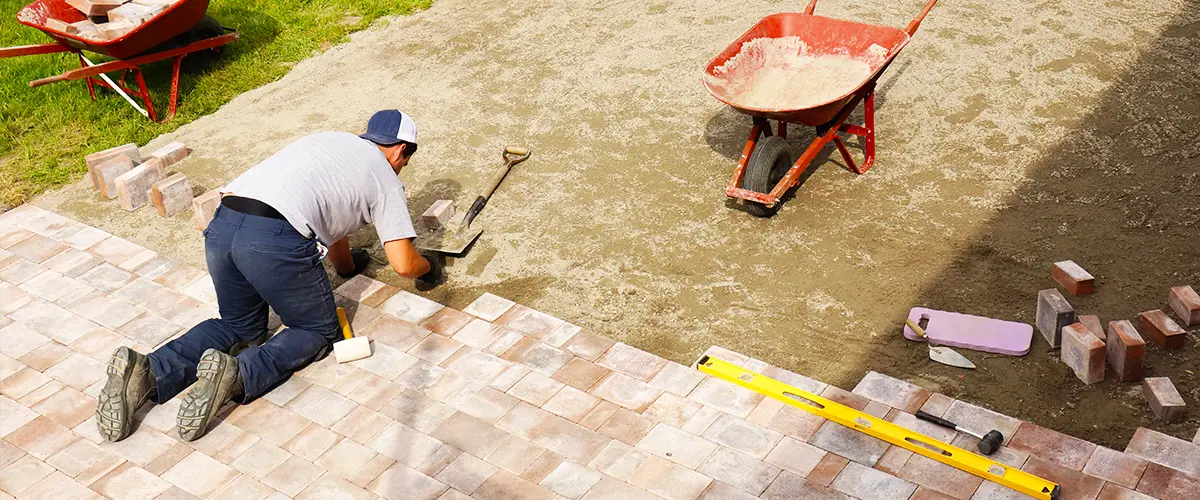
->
[224, 132, 416, 245]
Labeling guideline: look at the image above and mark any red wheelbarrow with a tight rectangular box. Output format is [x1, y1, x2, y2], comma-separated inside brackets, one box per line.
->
[704, 0, 937, 217]
[1, 0, 239, 122]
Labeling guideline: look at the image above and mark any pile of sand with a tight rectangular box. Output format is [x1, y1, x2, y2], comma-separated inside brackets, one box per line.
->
[707, 36, 878, 110]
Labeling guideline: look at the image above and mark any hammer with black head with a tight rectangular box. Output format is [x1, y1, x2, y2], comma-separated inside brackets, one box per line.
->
[915, 410, 1004, 455]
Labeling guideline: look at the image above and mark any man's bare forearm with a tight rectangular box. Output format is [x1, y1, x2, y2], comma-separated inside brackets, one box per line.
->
[327, 237, 356, 275]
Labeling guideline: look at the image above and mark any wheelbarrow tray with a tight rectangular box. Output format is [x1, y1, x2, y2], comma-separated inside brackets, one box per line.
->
[703, 13, 911, 126]
[17, 0, 210, 59]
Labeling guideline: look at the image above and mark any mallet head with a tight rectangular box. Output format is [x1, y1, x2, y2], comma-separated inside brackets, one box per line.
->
[977, 430, 1004, 455]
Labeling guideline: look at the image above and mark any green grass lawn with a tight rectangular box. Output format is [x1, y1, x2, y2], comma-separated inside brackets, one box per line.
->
[0, 0, 430, 207]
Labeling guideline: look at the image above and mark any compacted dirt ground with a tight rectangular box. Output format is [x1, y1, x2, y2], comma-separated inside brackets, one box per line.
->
[36, 0, 1200, 448]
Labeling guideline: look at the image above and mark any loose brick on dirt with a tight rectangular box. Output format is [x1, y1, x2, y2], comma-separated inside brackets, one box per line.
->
[1036, 289, 1075, 348]
[150, 141, 189, 166]
[1142, 377, 1185, 422]
[114, 159, 166, 211]
[1168, 285, 1199, 327]
[192, 190, 221, 230]
[1137, 309, 1185, 349]
[1052, 260, 1094, 295]
[1106, 320, 1145, 382]
[1079, 314, 1104, 341]
[150, 173, 193, 217]
[421, 199, 454, 230]
[1061, 323, 1104, 385]
[85, 142, 141, 189]
[94, 156, 134, 200]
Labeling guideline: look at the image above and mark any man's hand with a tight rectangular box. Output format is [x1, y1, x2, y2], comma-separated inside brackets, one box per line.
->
[415, 251, 445, 289]
[329, 238, 370, 278]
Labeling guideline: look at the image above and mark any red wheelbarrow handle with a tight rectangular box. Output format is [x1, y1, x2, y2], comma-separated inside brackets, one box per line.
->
[905, 0, 939, 36]
[0, 43, 72, 59]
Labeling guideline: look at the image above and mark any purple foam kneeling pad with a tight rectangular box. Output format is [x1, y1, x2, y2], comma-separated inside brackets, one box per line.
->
[903, 307, 1033, 356]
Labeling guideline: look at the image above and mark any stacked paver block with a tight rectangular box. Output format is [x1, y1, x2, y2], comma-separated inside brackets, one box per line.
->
[1106, 320, 1145, 382]
[149, 174, 193, 217]
[1168, 285, 1199, 327]
[93, 156, 134, 200]
[1138, 309, 1186, 349]
[149, 141, 189, 167]
[1061, 323, 1105, 385]
[84, 142, 141, 190]
[1037, 288, 1075, 348]
[1052, 260, 1095, 296]
[1142, 377, 1186, 422]
[114, 159, 166, 211]
[3, 203, 1195, 500]
[192, 190, 221, 230]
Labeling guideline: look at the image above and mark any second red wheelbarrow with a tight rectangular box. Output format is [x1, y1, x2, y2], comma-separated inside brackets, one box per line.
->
[704, 0, 938, 217]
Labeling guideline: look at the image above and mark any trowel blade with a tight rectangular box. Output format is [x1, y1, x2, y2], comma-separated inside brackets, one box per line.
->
[414, 223, 484, 255]
[929, 346, 976, 369]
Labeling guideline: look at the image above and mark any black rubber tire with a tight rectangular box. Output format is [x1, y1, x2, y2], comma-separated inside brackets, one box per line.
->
[742, 136, 797, 217]
[174, 16, 226, 66]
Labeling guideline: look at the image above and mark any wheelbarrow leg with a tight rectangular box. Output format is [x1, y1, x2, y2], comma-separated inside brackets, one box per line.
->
[165, 54, 185, 122]
[79, 54, 96, 101]
[835, 90, 876, 175]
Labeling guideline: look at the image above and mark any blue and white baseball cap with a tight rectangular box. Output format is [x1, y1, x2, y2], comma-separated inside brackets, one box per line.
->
[360, 109, 418, 146]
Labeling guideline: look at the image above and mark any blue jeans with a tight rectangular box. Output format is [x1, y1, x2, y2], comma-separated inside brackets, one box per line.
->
[147, 205, 339, 403]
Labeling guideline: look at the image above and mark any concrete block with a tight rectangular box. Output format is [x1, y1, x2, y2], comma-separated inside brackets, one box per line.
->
[84, 143, 140, 190]
[150, 174, 192, 217]
[192, 190, 221, 230]
[1138, 309, 1185, 349]
[1079, 314, 1105, 341]
[114, 159, 165, 211]
[1036, 289, 1075, 348]
[1106, 320, 1145, 382]
[150, 142, 189, 167]
[1169, 285, 1200, 327]
[93, 156, 134, 199]
[1052, 260, 1094, 296]
[1142, 377, 1185, 422]
[1062, 323, 1104, 385]
[422, 200, 454, 229]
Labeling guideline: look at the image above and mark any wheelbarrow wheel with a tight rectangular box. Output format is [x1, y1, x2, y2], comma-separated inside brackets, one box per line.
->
[743, 136, 797, 217]
[174, 16, 226, 66]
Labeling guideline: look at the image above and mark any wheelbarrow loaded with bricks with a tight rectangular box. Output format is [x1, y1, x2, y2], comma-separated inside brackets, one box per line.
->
[1, 0, 239, 123]
[703, 0, 937, 217]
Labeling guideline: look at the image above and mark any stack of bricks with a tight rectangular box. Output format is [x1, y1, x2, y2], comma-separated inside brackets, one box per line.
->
[3, 204, 1197, 500]
[84, 142, 198, 219]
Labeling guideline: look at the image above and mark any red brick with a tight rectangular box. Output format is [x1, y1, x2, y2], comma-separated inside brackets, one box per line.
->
[1135, 462, 1200, 500]
[94, 156, 134, 199]
[85, 143, 141, 189]
[1138, 309, 1185, 349]
[1168, 285, 1200, 327]
[150, 142, 189, 166]
[114, 159, 166, 211]
[1061, 323, 1104, 385]
[1008, 423, 1097, 471]
[192, 190, 221, 230]
[1037, 289, 1075, 348]
[1021, 456, 1104, 500]
[1142, 377, 1185, 422]
[1052, 260, 1094, 296]
[805, 453, 848, 488]
[150, 174, 193, 217]
[1079, 315, 1105, 341]
[1082, 446, 1147, 490]
[1106, 320, 1145, 382]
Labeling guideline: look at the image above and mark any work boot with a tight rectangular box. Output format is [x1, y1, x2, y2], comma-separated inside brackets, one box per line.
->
[96, 346, 155, 442]
[177, 349, 242, 441]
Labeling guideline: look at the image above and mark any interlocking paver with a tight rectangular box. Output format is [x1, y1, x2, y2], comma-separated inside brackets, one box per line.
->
[637, 423, 718, 468]
[474, 469, 555, 500]
[1082, 446, 1148, 490]
[77, 264, 134, 293]
[0, 367, 52, 400]
[261, 455, 325, 496]
[443, 348, 511, 382]
[231, 440, 292, 478]
[702, 414, 784, 460]
[448, 384, 519, 424]
[896, 453, 983, 500]
[941, 400, 1022, 446]
[1020, 456, 1104, 499]
[148, 442, 198, 475]
[19, 270, 87, 304]
[295, 473, 375, 500]
[562, 331, 615, 362]
[1135, 462, 1200, 500]
[688, 377, 763, 418]
[509, 371, 566, 406]
[212, 475, 276, 500]
[540, 460, 601, 499]
[809, 420, 889, 466]
[16, 470, 100, 500]
[7, 233, 68, 263]
[61, 226, 109, 251]
[368, 462, 448, 500]
[435, 453, 498, 494]
[284, 422, 342, 461]
[807, 452, 850, 487]
[543, 322, 581, 347]
[502, 337, 573, 377]
[421, 307, 474, 336]
[495, 305, 564, 341]
[66, 291, 141, 330]
[552, 357, 610, 391]
[683, 406, 724, 435]
[485, 434, 546, 474]
[761, 471, 849, 500]
[30, 386, 93, 428]
[542, 385, 600, 422]
[335, 275, 386, 303]
[462, 293, 516, 322]
[102, 426, 175, 466]
[587, 372, 660, 412]
[330, 406, 392, 445]
[45, 439, 112, 478]
[596, 408, 654, 446]
[432, 412, 510, 458]
[160, 451, 239, 498]
[42, 248, 103, 279]
[643, 392, 701, 427]
[90, 462, 172, 500]
[409, 334, 464, 365]
[231, 401, 313, 446]
[4, 415, 76, 460]
[830, 461, 918, 500]
[0, 454, 55, 495]
[764, 436, 827, 477]
[1008, 422, 1097, 471]
[381, 389, 457, 432]
[117, 312, 180, 347]
[581, 475, 659, 500]
[485, 329, 526, 356]
[450, 319, 506, 349]
[285, 385, 359, 427]
[587, 440, 648, 480]
[697, 446, 782, 496]
[367, 421, 445, 467]
[1125, 426, 1200, 476]
[16, 342, 70, 375]
[526, 413, 611, 464]
[317, 438, 393, 487]
[413, 442, 462, 477]
[351, 342, 419, 380]
[0, 259, 44, 285]
[380, 291, 444, 323]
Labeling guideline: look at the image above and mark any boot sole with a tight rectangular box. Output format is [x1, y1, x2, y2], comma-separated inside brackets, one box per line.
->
[96, 347, 147, 442]
[177, 350, 234, 441]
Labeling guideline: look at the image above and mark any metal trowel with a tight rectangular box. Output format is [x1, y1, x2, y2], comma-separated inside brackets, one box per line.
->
[905, 318, 975, 369]
[415, 146, 531, 255]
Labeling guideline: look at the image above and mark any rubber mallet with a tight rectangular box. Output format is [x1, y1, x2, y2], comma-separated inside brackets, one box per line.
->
[915, 410, 1004, 455]
[333, 307, 371, 363]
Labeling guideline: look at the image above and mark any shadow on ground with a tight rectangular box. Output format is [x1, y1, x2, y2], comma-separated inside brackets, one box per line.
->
[863, 6, 1199, 448]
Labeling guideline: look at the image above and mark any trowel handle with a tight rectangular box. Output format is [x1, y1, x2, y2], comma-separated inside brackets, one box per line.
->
[904, 318, 929, 340]
[337, 307, 353, 340]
